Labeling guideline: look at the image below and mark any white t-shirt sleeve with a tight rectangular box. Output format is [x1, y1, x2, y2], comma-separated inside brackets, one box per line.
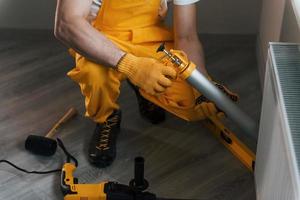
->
[173, 0, 200, 5]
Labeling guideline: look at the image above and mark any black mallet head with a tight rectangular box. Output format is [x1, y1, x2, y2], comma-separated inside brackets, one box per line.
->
[25, 135, 57, 156]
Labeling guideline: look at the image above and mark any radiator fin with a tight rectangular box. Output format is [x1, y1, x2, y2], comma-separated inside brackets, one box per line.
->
[271, 44, 300, 171]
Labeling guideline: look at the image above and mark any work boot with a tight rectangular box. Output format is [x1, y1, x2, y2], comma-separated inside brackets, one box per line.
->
[88, 110, 121, 168]
[127, 80, 165, 124]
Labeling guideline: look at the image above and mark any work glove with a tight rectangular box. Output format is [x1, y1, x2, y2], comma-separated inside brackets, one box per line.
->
[196, 102, 219, 119]
[195, 81, 239, 119]
[117, 53, 177, 95]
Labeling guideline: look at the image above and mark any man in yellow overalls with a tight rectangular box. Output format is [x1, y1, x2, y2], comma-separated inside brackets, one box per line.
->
[54, 0, 238, 167]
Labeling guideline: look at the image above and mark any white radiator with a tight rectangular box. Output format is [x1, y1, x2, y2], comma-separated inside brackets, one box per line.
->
[255, 43, 300, 200]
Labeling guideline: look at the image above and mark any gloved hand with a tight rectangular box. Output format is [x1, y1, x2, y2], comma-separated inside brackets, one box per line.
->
[117, 53, 177, 95]
[195, 80, 239, 120]
[198, 102, 218, 117]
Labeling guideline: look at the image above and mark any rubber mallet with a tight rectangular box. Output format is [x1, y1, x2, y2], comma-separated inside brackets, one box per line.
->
[25, 107, 77, 156]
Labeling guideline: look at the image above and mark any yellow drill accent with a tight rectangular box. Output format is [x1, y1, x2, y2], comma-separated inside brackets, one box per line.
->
[63, 163, 107, 200]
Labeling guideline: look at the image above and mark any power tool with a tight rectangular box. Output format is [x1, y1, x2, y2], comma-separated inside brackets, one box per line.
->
[59, 139, 181, 200]
[3, 137, 193, 200]
[61, 157, 157, 200]
[157, 44, 257, 171]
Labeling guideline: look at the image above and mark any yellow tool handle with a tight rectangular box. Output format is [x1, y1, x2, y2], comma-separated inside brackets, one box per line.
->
[62, 163, 107, 200]
[46, 107, 78, 138]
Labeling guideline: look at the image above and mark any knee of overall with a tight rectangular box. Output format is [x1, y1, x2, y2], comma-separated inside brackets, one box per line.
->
[165, 79, 196, 109]
[68, 56, 117, 91]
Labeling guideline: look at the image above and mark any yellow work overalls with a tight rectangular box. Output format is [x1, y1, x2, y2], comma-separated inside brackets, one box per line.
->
[68, 0, 207, 123]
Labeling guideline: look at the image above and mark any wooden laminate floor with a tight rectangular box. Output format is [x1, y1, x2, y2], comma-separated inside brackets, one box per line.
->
[0, 30, 261, 200]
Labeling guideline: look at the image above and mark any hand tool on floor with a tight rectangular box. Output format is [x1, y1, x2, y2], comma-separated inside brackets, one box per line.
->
[61, 152, 196, 200]
[157, 43, 257, 171]
[25, 107, 77, 156]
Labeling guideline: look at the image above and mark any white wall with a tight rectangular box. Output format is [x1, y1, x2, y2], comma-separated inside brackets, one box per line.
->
[197, 0, 261, 34]
[257, 0, 300, 84]
[256, 0, 286, 83]
[0, 0, 56, 30]
[281, 0, 300, 43]
[0, 0, 261, 34]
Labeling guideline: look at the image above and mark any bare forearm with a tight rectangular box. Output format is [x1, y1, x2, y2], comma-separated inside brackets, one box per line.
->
[175, 36, 208, 76]
[173, 4, 208, 77]
[55, 17, 125, 68]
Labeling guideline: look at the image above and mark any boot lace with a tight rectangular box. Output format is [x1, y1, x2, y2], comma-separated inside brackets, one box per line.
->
[96, 115, 119, 151]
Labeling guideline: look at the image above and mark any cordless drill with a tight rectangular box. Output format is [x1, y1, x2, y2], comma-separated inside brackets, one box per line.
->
[61, 157, 157, 200]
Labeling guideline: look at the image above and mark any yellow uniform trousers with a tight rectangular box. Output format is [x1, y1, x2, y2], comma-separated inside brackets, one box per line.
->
[67, 0, 211, 123]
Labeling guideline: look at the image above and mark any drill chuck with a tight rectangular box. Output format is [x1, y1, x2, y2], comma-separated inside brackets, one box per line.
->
[130, 157, 149, 191]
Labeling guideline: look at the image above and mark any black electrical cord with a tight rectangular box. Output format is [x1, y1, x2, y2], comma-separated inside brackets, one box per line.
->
[56, 138, 78, 167]
[0, 160, 61, 174]
[0, 138, 77, 175]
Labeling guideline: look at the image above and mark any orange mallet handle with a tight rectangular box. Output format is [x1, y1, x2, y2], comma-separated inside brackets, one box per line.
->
[45, 107, 78, 138]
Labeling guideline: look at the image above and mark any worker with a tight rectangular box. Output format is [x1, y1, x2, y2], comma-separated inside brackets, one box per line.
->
[54, 0, 238, 168]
